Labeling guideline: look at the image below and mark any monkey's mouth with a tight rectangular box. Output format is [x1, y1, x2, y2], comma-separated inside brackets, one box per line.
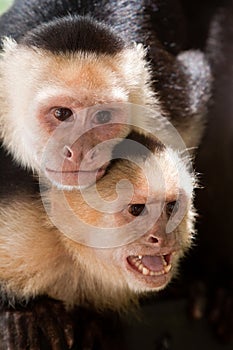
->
[127, 254, 172, 277]
[46, 167, 106, 174]
[45, 166, 106, 187]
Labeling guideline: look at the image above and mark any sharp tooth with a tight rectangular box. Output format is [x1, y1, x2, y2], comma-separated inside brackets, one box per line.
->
[161, 255, 167, 266]
[138, 263, 143, 272]
[164, 264, 172, 273]
[138, 255, 142, 259]
[142, 267, 150, 275]
[134, 261, 141, 268]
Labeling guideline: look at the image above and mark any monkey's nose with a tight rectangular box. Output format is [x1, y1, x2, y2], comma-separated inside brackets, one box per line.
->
[147, 234, 159, 244]
[62, 145, 99, 166]
[62, 145, 73, 159]
[145, 229, 177, 250]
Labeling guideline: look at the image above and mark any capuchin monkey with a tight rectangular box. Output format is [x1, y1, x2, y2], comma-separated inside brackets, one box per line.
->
[0, 0, 211, 190]
[0, 140, 196, 348]
[0, 144, 194, 310]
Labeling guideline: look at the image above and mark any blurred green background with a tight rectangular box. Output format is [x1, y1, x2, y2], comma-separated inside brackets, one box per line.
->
[0, 0, 12, 14]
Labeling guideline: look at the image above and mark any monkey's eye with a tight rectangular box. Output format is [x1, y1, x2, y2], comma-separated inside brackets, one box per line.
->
[53, 108, 73, 121]
[93, 110, 112, 124]
[128, 204, 147, 217]
[166, 201, 179, 217]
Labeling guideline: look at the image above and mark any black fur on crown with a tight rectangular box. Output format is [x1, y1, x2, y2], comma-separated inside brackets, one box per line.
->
[20, 15, 126, 55]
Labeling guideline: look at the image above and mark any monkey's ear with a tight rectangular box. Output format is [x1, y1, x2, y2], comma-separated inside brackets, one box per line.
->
[177, 50, 212, 115]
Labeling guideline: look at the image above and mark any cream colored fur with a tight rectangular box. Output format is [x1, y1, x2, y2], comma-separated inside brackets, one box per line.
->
[0, 150, 195, 311]
[0, 39, 160, 173]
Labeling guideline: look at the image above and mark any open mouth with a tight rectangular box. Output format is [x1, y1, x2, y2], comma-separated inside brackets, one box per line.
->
[127, 254, 172, 277]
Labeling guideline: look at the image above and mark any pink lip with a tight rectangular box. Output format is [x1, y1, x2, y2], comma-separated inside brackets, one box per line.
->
[46, 168, 105, 174]
[45, 166, 107, 186]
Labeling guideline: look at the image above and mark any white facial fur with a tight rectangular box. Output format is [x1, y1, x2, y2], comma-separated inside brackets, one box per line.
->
[0, 39, 162, 190]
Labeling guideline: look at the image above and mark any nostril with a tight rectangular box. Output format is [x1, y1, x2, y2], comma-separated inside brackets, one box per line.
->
[63, 146, 73, 159]
[148, 236, 159, 244]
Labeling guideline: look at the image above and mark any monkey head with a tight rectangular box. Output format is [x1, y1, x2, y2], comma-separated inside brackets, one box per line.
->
[0, 17, 154, 189]
[43, 144, 195, 309]
[0, 15, 211, 190]
[0, 138, 195, 310]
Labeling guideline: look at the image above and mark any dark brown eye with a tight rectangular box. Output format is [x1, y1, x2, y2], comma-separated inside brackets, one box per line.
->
[94, 110, 112, 124]
[166, 201, 179, 217]
[53, 108, 73, 121]
[128, 204, 146, 217]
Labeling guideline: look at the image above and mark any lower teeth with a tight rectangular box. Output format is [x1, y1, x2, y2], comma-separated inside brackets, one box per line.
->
[129, 256, 171, 276]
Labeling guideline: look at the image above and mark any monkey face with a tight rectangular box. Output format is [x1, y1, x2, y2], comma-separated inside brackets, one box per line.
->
[91, 190, 192, 294]
[24, 52, 132, 189]
[89, 197, 192, 293]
